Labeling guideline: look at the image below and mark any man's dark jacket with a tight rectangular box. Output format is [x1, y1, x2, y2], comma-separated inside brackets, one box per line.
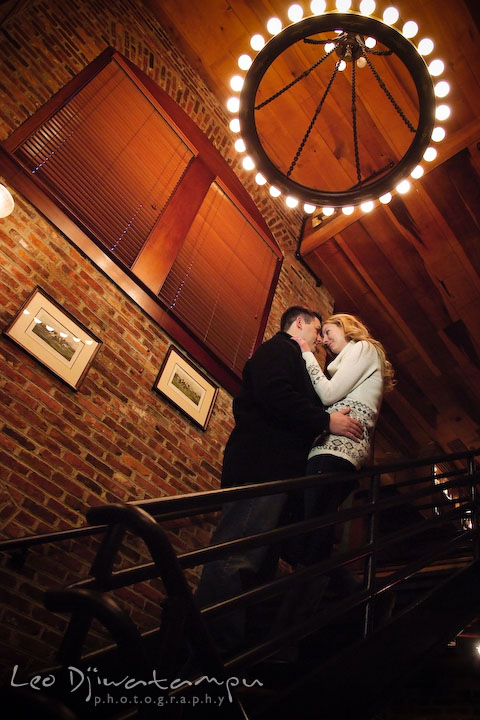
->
[221, 331, 330, 487]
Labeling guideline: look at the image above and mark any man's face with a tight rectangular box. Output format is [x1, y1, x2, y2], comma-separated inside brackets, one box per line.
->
[300, 316, 322, 352]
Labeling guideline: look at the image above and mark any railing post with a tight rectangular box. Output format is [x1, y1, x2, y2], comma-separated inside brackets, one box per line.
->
[363, 471, 380, 639]
[468, 453, 479, 561]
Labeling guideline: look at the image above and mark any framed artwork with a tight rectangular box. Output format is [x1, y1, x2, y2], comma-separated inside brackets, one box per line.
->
[4, 286, 102, 390]
[154, 346, 218, 430]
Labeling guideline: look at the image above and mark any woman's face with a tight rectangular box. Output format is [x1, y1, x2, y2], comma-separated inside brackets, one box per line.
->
[321, 323, 348, 355]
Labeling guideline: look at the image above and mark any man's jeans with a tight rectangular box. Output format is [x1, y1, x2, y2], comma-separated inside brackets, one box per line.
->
[194, 491, 288, 658]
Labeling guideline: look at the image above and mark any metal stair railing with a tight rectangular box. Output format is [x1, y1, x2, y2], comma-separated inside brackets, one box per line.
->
[1, 447, 479, 719]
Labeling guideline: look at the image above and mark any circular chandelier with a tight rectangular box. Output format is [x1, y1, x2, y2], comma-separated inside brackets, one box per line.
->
[226, 0, 451, 216]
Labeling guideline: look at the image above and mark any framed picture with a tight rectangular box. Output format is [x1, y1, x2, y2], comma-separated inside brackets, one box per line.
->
[3, 286, 102, 391]
[154, 346, 218, 430]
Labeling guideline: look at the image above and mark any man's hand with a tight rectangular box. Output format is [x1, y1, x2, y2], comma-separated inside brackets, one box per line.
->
[329, 407, 363, 442]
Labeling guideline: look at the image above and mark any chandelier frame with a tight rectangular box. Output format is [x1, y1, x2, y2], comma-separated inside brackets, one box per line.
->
[238, 11, 436, 206]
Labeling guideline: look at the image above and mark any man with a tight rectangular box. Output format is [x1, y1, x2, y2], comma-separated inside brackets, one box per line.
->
[222, 305, 363, 489]
[194, 306, 363, 656]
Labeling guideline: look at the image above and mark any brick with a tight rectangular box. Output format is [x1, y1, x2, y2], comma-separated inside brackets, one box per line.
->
[61, 451, 93, 475]
[8, 474, 46, 504]
[2, 381, 38, 410]
[0, 405, 28, 431]
[84, 453, 114, 477]
[12, 404, 48, 432]
[119, 453, 151, 477]
[22, 498, 58, 525]
[37, 407, 70, 433]
[29, 473, 64, 500]
[17, 450, 52, 478]
[0, 429, 17, 453]
[0, 450, 30, 475]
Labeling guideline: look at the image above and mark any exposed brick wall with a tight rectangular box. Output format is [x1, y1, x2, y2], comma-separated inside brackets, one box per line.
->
[0, 0, 333, 680]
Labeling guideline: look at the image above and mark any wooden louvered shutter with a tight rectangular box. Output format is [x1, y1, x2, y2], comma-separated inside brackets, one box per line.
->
[159, 182, 279, 374]
[13, 59, 193, 267]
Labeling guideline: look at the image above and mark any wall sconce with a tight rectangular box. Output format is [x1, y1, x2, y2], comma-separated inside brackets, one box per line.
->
[0, 184, 15, 218]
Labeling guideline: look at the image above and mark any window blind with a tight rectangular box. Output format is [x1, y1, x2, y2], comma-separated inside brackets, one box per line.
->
[159, 182, 278, 374]
[14, 60, 193, 267]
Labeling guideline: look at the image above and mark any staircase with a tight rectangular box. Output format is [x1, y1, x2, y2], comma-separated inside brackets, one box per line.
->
[1, 448, 479, 720]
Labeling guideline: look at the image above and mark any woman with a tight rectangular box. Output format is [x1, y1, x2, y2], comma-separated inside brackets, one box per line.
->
[297, 312, 395, 472]
[293, 313, 395, 566]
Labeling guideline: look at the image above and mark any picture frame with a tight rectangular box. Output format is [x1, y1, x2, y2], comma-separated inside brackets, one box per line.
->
[154, 346, 218, 430]
[3, 286, 102, 391]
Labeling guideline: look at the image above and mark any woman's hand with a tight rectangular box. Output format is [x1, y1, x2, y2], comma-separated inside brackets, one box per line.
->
[291, 335, 310, 353]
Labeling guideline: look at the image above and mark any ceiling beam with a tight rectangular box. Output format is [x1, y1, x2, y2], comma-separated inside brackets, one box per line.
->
[300, 116, 480, 256]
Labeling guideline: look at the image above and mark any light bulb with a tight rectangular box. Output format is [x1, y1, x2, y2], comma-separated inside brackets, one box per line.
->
[230, 118, 240, 133]
[238, 54, 252, 71]
[423, 147, 437, 162]
[383, 7, 399, 25]
[230, 75, 244, 92]
[250, 34, 265, 51]
[342, 206, 354, 215]
[431, 126, 446, 142]
[418, 38, 434, 55]
[242, 156, 255, 170]
[365, 37, 376, 49]
[269, 186, 281, 197]
[267, 17, 282, 35]
[379, 192, 392, 204]
[227, 97, 240, 113]
[322, 206, 335, 216]
[0, 184, 15, 218]
[361, 200, 374, 212]
[336, 0, 352, 11]
[357, 56, 367, 68]
[325, 42, 336, 54]
[338, 60, 347, 71]
[360, 0, 375, 15]
[234, 138, 246, 153]
[255, 173, 267, 185]
[310, 0, 326, 14]
[396, 179, 410, 194]
[435, 104, 451, 121]
[434, 81, 450, 98]
[428, 59, 444, 77]
[286, 196, 299, 208]
[303, 203, 316, 214]
[410, 165, 424, 179]
[288, 4, 303, 22]
[402, 21, 418, 39]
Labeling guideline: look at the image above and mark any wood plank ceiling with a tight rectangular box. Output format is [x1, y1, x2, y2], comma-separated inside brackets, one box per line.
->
[146, 0, 480, 464]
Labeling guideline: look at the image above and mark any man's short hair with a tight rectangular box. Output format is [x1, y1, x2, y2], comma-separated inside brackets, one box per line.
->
[280, 306, 321, 332]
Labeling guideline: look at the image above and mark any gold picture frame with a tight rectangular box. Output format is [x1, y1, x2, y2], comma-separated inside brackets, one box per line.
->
[4, 286, 102, 391]
[154, 346, 218, 430]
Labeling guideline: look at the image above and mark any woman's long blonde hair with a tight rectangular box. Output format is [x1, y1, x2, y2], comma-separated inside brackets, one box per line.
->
[323, 313, 396, 393]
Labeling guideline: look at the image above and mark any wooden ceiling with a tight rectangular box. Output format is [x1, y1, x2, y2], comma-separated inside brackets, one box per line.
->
[147, 0, 480, 463]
